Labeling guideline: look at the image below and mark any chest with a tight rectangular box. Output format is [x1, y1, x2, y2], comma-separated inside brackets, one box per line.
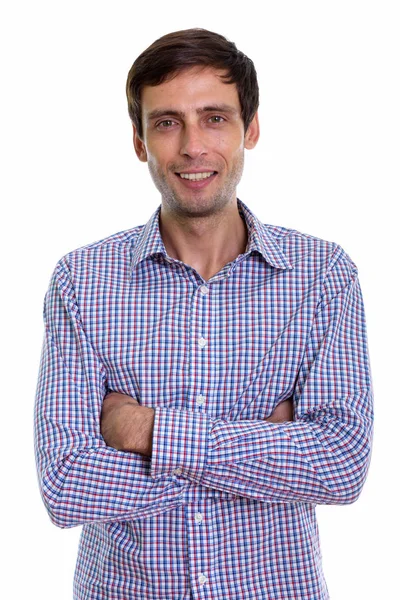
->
[76, 260, 320, 418]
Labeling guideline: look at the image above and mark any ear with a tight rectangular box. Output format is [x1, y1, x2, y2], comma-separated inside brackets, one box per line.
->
[244, 112, 260, 150]
[132, 124, 148, 162]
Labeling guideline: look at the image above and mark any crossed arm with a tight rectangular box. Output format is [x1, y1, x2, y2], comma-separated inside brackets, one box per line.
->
[100, 393, 294, 456]
[35, 254, 373, 528]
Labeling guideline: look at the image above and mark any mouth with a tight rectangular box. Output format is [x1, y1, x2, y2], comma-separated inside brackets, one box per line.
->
[177, 171, 216, 180]
[174, 170, 218, 188]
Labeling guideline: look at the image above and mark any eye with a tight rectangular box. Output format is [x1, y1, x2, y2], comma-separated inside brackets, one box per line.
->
[208, 115, 225, 124]
[156, 119, 176, 130]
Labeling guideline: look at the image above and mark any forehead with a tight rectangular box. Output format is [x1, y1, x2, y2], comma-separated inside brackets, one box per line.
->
[141, 66, 241, 115]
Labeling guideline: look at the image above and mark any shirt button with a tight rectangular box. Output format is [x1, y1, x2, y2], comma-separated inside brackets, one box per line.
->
[198, 337, 207, 348]
[198, 574, 207, 585]
[195, 512, 203, 524]
[200, 285, 209, 295]
[173, 468, 182, 476]
[196, 394, 206, 406]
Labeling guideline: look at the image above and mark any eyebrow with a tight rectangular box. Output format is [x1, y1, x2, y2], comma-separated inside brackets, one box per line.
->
[146, 104, 239, 121]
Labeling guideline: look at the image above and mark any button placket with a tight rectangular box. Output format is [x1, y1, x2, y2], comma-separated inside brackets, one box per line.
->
[185, 502, 213, 594]
[190, 282, 211, 412]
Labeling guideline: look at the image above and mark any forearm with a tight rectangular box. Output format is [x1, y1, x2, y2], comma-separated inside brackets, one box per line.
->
[100, 394, 293, 458]
[36, 382, 187, 528]
[150, 397, 373, 505]
[100, 392, 155, 456]
[37, 442, 187, 528]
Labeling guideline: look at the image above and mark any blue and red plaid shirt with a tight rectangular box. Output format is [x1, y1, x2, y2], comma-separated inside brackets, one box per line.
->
[35, 200, 373, 599]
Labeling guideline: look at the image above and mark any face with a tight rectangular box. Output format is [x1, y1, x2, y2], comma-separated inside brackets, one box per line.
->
[133, 67, 259, 219]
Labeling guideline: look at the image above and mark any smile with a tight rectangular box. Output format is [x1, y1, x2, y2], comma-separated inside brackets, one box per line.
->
[178, 172, 216, 180]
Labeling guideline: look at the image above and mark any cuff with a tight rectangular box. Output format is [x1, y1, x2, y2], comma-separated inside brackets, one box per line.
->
[151, 407, 210, 482]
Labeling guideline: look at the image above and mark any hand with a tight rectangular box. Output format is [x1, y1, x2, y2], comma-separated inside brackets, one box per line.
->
[265, 399, 294, 423]
[101, 392, 155, 456]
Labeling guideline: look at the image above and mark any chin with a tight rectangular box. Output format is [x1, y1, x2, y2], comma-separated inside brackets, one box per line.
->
[167, 194, 232, 219]
[176, 204, 224, 219]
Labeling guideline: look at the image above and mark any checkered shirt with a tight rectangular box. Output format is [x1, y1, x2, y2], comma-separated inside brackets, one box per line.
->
[35, 200, 373, 599]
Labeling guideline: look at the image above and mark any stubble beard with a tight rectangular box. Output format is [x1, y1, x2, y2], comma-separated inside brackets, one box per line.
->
[147, 153, 245, 220]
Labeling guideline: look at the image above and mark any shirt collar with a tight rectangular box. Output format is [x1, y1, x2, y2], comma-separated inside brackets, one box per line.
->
[131, 200, 292, 271]
[238, 200, 292, 270]
[131, 205, 167, 269]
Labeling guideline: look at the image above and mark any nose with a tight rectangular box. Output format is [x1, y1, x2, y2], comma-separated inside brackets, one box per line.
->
[179, 123, 208, 159]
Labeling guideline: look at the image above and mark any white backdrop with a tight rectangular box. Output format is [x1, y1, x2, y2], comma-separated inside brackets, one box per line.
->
[1, 1, 399, 598]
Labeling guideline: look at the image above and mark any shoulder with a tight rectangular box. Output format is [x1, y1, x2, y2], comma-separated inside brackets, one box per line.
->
[264, 222, 357, 273]
[54, 224, 145, 283]
[260, 222, 358, 299]
[64, 224, 144, 259]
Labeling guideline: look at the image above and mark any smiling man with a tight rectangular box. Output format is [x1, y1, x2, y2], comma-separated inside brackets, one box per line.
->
[134, 64, 259, 283]
[35, 29, 373, 600]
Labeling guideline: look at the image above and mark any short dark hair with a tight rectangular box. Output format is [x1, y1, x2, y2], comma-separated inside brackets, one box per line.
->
[126, 28, 259, 139]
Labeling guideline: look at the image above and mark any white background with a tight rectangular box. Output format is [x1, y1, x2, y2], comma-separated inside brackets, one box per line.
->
[1, 1, 399, 598]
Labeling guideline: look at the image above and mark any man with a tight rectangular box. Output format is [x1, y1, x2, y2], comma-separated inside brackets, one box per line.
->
[35, 28, 373, 600]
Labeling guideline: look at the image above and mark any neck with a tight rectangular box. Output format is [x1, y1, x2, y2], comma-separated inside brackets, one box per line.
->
[159, 199, 248, 281]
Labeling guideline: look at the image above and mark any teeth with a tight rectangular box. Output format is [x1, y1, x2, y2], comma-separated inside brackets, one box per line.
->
[179, 172, 215, 180]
